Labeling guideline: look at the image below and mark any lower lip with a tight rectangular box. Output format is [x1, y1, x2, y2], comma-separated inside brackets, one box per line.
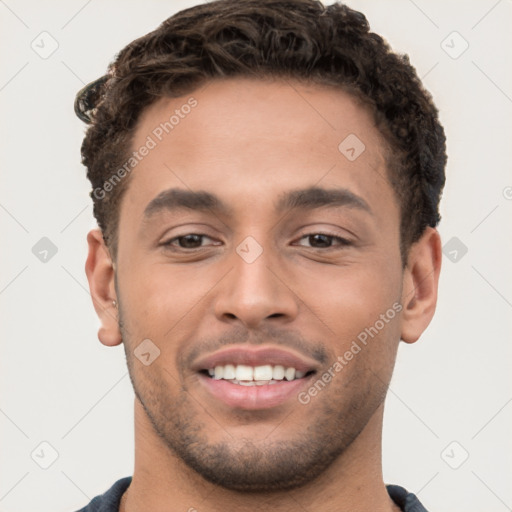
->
[198, 373, 313, 410]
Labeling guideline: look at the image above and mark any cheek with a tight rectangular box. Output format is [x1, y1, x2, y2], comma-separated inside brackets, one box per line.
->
[298, 260, 402, 351]
[117, 261, 217, 342]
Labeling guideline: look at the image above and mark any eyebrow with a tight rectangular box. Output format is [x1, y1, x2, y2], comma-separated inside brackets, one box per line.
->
[143, 188, 232, 219]
[275, 186, 372, 215]
[142, 186, 372, 221]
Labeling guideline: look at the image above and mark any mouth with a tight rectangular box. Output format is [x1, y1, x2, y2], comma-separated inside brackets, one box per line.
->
[193, 346, 319, 410]
[200, 364, 315, 385]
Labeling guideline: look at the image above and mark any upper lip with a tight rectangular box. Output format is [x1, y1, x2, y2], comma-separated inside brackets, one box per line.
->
[191, 345, 320, 374]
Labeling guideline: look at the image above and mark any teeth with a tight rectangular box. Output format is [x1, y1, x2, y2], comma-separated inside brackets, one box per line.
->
[235, 380, 280, 386]
[235, 364, 254, 380]
[272, 365, 285, 380]
[235, 364, 254, 381]
[206, 364, 309, 383]
[253, 365, 273, 380]
[284, 367, 296, 381]
[223, 364, 236, 380]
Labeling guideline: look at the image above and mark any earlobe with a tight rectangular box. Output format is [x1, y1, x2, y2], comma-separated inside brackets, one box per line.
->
[85, 229, 123, 347]
[400, 227, 442, 344]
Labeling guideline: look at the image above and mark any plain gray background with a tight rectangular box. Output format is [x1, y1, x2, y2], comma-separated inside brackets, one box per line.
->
[1, 1, 511, 511]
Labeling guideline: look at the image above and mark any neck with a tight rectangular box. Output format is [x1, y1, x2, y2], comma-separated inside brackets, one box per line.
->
[121, 399, 399, 512]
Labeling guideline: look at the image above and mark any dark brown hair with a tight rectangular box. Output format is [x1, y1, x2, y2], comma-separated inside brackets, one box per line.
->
[76, 0, 446, 262]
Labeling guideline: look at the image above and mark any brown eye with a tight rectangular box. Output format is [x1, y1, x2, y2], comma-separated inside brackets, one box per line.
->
[163, 234, 217, 249]
[307, 234, 333, 248]
[295, 233, 352, 249]
[176, 234, 204, 248]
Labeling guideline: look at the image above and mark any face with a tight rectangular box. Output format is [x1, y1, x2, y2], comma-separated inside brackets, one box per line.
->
[111, 78, 406, 490]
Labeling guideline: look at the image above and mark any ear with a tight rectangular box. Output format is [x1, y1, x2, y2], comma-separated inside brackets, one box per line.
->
[85, 228, 122, 347]
[400, 227, 442, 344]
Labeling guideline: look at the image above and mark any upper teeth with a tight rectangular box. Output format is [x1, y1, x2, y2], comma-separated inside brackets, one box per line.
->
[207, 364, 306, 382]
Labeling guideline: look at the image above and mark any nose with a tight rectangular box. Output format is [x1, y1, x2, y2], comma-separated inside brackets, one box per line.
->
[214, 243, 299, 330]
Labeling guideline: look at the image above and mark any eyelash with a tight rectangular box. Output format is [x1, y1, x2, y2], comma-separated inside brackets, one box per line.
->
[161, 232, 353, 250]
[295, 232, 353, 249]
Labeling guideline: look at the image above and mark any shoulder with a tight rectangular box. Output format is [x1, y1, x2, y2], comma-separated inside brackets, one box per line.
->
[74, 477, 132, 512]
[74, 479, 427, 512]
[386, 484, 430, 512]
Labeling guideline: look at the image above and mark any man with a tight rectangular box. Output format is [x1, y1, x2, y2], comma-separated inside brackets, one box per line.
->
[75, 0, 446, 510]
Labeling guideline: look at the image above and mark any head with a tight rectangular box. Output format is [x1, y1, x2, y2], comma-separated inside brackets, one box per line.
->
[82, 0, 445, 493]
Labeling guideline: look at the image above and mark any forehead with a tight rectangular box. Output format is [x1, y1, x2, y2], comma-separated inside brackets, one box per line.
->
[122, 77, 393, 221]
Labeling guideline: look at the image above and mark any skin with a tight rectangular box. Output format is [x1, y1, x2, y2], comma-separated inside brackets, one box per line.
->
[85, 77, 441, 512]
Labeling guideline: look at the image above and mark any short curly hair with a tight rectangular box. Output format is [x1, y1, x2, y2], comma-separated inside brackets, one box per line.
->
[76, 0, 446, 263]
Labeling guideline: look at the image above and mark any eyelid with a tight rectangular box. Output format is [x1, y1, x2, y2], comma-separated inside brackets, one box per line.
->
[293, 231, 353, 248]
[157, 223, 222, 244]
[161, 233, 221, 248]
[290, 220, 358, 240]
[295, 227, 354, 241]
[159, 228, 354, 250]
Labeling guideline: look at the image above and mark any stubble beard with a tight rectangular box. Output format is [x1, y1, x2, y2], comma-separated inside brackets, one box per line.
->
[119, 308, 388, 492]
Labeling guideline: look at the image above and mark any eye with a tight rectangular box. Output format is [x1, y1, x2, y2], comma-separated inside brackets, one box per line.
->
[162, 233, 220, 249]
[294, 232, 352, 249]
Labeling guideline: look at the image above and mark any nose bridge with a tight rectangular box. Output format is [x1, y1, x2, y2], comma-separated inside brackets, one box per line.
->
[214, 236, 298, 328]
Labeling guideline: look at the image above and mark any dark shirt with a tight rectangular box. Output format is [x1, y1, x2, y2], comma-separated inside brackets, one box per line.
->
[75, 477, 429, 511]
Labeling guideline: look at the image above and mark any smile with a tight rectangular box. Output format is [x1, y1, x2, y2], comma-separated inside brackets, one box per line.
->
[203, 364, 312, 385]
[192, 346, 319, 410]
